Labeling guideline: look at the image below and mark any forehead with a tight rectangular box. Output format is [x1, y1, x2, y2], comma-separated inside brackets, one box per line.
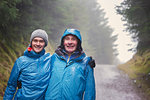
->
[33, 37, 44, 40]
[64, 34, 77, 38]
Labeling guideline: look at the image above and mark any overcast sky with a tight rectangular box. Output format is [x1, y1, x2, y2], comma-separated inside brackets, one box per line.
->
[97, 0, 136, 63]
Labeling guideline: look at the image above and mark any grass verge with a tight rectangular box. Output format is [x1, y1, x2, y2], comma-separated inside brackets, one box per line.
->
[118, 50, 150, 96]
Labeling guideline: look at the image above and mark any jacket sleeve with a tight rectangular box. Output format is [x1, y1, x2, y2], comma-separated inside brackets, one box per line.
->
[84, 65, 96, 100]
[3, 59, 20, 100]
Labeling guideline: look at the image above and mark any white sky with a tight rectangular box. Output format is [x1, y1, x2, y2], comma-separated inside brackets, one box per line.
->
[97, 0, 136, 63]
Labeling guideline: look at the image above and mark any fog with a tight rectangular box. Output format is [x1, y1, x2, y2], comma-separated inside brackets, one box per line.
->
[96, 0, 137, 63]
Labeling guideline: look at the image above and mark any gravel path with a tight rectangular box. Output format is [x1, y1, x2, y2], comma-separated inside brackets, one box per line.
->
[94, 65, 148, 100]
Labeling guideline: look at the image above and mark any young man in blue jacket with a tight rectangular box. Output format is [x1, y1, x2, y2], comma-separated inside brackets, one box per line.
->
[45, 29, 96, 100]
[3, 29, 51, 100]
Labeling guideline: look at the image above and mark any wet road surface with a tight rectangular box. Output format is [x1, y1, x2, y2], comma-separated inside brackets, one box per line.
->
[94, 65, 148, 100]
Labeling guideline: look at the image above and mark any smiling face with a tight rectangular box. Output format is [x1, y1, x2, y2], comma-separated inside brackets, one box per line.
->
[31, 37, 45, 53]
[63, 35, 78, 55]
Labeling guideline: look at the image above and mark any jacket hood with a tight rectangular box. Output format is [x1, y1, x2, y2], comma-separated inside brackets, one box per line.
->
[61, 29, 82, 43]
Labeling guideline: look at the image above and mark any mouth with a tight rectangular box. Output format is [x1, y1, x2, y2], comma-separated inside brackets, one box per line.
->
[34, 46, 42, 49]
[66, 45, 75, 48]
[67, 45, 74, 47]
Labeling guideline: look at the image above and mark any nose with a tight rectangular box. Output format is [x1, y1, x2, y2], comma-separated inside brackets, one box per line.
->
[68, 40, 73, 44]
[36, 41, 40, 45]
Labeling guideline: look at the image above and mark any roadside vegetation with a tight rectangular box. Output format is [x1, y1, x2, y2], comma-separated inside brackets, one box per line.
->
[116, 0, 150, 97]
[118, 50, 150, 96]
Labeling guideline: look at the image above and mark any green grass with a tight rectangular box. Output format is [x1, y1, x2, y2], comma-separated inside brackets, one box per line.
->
[118, 50, 150, 97]
[0, 38, 26, 98]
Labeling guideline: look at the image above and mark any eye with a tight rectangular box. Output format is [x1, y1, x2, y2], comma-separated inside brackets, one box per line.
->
[64, 37, 70, 40]
[33, 39, 38, 42]
[72, 37, 77, 41]
[33, 39, 44, 43]
[39, 40, 44, 43]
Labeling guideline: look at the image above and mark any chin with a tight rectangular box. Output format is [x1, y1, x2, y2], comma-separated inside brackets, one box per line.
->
[35, 50, 42, 53]
[68, 50, 75, 53]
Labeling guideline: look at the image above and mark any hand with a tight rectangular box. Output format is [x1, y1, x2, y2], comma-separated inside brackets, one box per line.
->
[88, 56, 96, 68]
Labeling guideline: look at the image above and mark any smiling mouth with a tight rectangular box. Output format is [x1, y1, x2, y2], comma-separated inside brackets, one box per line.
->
[35, 46, 42, 49]
[67, 45, 74, 47]
[66, 45, 75, 48]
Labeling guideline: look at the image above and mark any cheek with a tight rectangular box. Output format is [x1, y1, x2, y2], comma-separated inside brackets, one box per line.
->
[74, 41, 78, 47]
[63, 41, 67, 46]
[41, 43, 45, 47]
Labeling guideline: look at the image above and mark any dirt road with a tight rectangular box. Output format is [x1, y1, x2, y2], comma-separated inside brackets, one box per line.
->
[94, 65, 148, 100]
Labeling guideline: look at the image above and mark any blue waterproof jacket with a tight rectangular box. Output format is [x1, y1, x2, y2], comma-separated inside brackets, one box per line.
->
[45, 49, 95, 100]
[3, 49, 51, 100]
[45, 28, 95, 100]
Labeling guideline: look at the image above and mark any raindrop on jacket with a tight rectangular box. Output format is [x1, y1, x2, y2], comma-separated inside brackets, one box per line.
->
[3, 49, 51, 100]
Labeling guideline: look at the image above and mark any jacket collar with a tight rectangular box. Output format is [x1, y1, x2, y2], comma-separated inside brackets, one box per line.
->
[55, 47, 85, 62]
[24, 48, 45, 58]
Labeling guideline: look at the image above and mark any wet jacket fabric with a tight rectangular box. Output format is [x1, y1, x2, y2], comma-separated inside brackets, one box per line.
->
[3, 49, 51, 100]
[45, 48, 96, 100]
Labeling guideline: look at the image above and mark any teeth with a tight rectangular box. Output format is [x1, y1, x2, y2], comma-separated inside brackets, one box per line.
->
[67, 46, 74, 47]
[35, 47, 41, 49]
[35, 46, 41, 48]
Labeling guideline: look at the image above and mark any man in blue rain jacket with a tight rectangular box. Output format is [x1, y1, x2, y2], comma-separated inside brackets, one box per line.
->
[3, 29, 51, 100]
[45, 29, 96, 100]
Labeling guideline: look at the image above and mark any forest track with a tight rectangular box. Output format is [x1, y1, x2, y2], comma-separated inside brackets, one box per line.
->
[95, 65, 148, 100]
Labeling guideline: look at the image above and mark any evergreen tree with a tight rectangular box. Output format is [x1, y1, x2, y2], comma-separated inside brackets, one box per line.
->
[116, 0, 150, 53]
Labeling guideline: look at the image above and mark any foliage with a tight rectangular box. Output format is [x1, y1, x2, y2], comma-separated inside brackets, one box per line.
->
[84, 0, 117, 64]
[116, 0, 150, 97]
[118, 50, 150, 96]
[116, 0, 150, 53]
[0, 39, 26, 98]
